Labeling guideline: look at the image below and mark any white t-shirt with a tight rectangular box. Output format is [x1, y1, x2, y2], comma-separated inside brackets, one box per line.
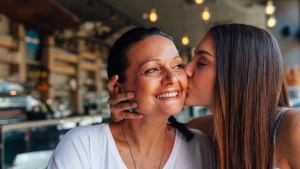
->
[47, 124, 215, 169]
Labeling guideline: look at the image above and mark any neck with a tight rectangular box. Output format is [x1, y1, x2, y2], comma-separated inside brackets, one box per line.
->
[122, 115, 169, 151]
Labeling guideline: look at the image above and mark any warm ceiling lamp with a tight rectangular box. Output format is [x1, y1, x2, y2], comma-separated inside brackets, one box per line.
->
[267, 15, 277, 27]
[202, 7, 210, 21]
[182, 35, 189, 45]
[149, 8, 158, 22]
[195, 0, 204, 5]
[10, 90, 17, 96]
[265, 0, 276, 15]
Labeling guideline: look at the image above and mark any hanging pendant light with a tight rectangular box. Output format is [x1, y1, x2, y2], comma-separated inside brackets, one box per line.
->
[202, 6, 210, 21]
[265, 0, 276, 15]
[182, 35, 189, 46]
[195, 0, 204, 5]
[267, 15, 277, 27]
[149, 8, 158, 22]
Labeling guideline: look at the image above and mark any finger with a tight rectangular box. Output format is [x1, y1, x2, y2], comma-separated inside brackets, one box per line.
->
[107, 75, 119, 95]
[123, 112, 144, 119]
[110, 101, 138, 112]
[107, 92, 135, 105]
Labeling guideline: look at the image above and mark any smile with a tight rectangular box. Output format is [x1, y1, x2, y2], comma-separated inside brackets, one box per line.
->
[156, 92, 178, 98]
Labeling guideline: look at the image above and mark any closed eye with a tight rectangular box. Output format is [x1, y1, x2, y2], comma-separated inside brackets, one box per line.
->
[197, 61, 207, 66]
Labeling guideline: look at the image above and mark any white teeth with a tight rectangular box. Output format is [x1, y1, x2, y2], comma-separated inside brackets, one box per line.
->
[157, 92, 178, 98]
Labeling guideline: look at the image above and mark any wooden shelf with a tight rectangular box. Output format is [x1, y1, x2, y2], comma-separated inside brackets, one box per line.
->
[0, 51, 21, 64]
[80, 52, 97, 61]
[81, 63, 98, 72]
[0, 36, 15, 49]
[54, 53, 79, 64]
[52, 64, 76, 75]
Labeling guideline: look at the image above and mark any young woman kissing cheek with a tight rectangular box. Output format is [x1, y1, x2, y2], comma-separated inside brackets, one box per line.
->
[117, 35, 187, 118]
[184, 33, 217, 111]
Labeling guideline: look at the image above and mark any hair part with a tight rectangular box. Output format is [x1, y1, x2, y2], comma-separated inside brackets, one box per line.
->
[210, 23, 289, 169]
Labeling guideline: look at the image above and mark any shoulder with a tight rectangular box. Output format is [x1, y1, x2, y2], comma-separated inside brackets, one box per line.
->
[54, 124, 108, 153]
[278, 108, 300, 167]
[174, 128, 216, 168]
[282, 108, 300, 137]
[62, 124, 103, 142]
[47, 124, 107, 169]
[188, 129, 214, 151]
[283, 108, 300, 143]
[189, 128, 211, 143]
[176, 128, 214, 153]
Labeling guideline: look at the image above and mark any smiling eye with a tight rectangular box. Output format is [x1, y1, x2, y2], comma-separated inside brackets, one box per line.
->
[173, 64, 185, 69]
[144, 67, 159, 74]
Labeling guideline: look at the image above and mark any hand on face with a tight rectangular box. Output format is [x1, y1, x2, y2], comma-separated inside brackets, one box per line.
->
[107, 75, 142, 122]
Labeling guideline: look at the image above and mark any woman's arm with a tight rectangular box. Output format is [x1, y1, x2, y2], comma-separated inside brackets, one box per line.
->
[187, 114, 214, 139]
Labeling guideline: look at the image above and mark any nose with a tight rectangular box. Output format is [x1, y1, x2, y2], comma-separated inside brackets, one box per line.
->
[184, 62, 193, 78]
[161, 69, 178, 85]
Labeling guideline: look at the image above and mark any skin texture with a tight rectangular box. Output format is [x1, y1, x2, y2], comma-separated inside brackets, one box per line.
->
[120, 35, 187, 117]
[110, 35, 187, 169]
[274, 108, 300, 168]
[184, 33, 216, 110]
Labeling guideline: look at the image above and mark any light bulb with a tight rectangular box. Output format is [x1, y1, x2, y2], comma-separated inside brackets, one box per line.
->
[267, 15, 277, 27]
[149, 8, 158, 22]
[182, 35, 189, 45]
[265, 0, 276, 15]
[195, 0, 204, 5]
[202, 7, 210, 21]
[10, 90, 17, 96]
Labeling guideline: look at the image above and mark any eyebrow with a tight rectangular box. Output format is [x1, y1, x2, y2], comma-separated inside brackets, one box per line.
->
[195, 50, 213, 57]
[137, 56, 182, 71]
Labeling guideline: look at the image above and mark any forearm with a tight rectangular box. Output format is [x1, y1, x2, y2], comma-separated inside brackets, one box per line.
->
[187, 114, 214, 139]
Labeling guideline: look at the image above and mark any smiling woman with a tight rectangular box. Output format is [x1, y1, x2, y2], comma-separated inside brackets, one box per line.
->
[47, 27, 216, 169]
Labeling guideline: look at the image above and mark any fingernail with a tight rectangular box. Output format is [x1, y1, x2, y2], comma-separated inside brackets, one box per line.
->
[128, 92, 134, 98]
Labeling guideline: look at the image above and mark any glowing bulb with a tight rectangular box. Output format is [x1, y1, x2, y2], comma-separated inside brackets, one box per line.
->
[202, 7, 210, 21]
[182, 35, 189, 45]
[265, 0, 276, 15]
[10, 90, 17, 96]
[149, 8, 158, 22]
[267, 15, 277, 27]
[195, 0, 204, 4]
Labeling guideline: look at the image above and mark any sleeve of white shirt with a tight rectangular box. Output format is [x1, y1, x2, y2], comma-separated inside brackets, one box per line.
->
[47, 126, 93, 169]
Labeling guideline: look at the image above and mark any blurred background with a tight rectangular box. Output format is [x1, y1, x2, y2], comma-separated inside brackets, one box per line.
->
[0, 0, 300, 168]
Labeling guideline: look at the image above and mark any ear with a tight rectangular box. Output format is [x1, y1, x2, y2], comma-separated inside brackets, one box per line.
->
[114, 82, 125, 94]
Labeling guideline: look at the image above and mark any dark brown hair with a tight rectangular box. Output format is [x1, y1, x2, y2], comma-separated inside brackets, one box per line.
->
[210, 23, 289, 169]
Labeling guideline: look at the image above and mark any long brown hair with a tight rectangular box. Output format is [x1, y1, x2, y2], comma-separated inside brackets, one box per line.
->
[210, 24, 289, 169]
